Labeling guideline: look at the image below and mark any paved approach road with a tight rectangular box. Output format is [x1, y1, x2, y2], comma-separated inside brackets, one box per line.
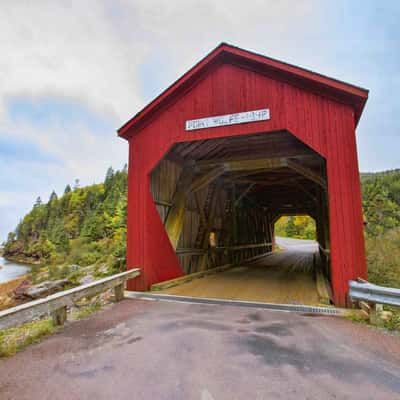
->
[1, 299, 399, 399]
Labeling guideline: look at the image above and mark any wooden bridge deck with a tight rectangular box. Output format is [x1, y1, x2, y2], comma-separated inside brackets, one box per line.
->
[158, 247, 320, 306]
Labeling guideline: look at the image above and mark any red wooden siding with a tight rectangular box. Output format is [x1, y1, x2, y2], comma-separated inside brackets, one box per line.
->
[123, 55, 367, 306]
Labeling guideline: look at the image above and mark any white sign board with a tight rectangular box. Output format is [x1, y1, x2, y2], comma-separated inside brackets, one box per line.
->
[185, 108, 270, 131]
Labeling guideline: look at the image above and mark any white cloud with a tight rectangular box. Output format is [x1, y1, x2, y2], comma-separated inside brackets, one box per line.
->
[1, 1, 147, 122]
[0, 1, 325, 123]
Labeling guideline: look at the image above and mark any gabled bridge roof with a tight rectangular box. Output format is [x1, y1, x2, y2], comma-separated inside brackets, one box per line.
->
[118, 42, 368, 139]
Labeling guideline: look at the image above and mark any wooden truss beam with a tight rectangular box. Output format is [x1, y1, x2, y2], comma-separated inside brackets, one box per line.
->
[164, 166, 225, 249]
[231, 176, 306, 187]
[287, 158, 326, 189]
[189, 166, 225, 192]
[199, 156, 326, 190]
[197, 183, 223, 272]
[196, 152, 315, 168]
[235, 183, 255, 206]
[291, 181, 318, 203]
[164, 168, 195, 250]
[220, 157, 288, 172]
[193, 191, 207, 226]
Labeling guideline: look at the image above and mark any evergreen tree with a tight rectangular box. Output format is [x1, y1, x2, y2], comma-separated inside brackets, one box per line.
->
[104, 167, 115, 194]
[34, 197, 42, 207]
[48, 190, 58, 204]
[73, 179, 80, 190]
[285, 217, 297, 237]
[105, 166, 114, 182]
[64, 184, 72, 194]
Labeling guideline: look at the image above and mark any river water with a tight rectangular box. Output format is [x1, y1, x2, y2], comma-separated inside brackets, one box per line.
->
[0, 255, 31, 283]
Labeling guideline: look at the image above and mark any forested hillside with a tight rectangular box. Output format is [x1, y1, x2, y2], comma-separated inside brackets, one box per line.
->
[360, 169, 400, 287]
[3, 166, 127, 272]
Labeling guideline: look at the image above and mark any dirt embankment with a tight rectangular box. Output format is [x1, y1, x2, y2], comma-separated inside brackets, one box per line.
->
[0, 276, 28, 310]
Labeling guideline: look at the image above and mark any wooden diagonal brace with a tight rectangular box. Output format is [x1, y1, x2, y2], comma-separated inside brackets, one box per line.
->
[189, 166, 225, 192]
[287, 159, 326, 189]
[164, 168, 195, 250]
[164, 166, 225, 249]
[235, 183, 255, 206]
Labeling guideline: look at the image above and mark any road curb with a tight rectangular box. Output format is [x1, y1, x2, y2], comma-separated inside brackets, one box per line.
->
[125, 291, 348, 316]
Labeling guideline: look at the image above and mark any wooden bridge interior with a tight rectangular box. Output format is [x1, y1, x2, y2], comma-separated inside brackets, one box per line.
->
[150, 130, 330, 279]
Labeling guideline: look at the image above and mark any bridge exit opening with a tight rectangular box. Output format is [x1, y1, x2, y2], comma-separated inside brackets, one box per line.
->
[149, 130, 331, 305]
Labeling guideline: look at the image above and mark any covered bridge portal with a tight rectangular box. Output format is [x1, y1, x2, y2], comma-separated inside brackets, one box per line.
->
[118, 44, 368, 307]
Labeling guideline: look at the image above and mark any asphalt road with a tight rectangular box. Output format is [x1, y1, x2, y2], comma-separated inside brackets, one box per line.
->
[275, 236, 318, 251]
[1, 299, 399, 399]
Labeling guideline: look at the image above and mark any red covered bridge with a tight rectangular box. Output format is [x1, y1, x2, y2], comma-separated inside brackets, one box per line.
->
[118, 43, 368, 307]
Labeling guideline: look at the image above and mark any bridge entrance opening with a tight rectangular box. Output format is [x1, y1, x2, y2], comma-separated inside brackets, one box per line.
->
[149, 131, 331, 305]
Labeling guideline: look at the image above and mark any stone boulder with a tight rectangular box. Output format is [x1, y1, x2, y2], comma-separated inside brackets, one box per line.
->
[13, 279, 32, 300]
[69, 264, 80, 271]
[23, 279, 69, 299]
[78, 274, 95, 285]
[96, 264, 109, 274]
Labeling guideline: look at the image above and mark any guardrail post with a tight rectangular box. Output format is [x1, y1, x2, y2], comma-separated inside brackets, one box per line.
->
[114, 283, 124, 302]
[349, 279, 399, 325]
[369, 303, 384, 326]
[51, 306, 67, 326]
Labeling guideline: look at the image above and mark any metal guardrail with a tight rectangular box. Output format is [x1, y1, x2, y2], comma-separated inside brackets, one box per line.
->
[349, 280, 400, 307]
[0, 268, 140, 330]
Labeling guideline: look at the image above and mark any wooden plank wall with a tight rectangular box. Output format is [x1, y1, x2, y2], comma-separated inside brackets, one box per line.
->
[150, 159, 182, 223]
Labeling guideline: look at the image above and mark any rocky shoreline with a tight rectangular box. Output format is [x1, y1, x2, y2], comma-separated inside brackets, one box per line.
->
[0, 260, 115, 311]
[2, 254, 42, 266]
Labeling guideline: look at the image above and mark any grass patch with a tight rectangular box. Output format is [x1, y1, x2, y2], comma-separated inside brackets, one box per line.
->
[0, 319, 55, 357]
[345, 307, 400, 333]
[382, 307, 400, 332]
[72, 299, 102, 320]
[345, 311, 368, 324]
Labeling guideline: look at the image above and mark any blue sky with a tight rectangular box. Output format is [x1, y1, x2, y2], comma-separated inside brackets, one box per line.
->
[0, 0, 399, 241]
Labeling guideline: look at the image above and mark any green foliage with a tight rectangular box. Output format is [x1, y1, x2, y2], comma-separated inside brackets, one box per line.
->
[4, 166, 128, 271]
[382, 308, 400, 331]
[361, 170, 400, 236]
[73, 299, 102, 320]
[362, 171, 400, 287]
[64, 184, 72, 194]
[366, 228, 400, 288]
[275, 215, 316, 240]
[361, 170, 400, 331]
[0, 319, 55, 357]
